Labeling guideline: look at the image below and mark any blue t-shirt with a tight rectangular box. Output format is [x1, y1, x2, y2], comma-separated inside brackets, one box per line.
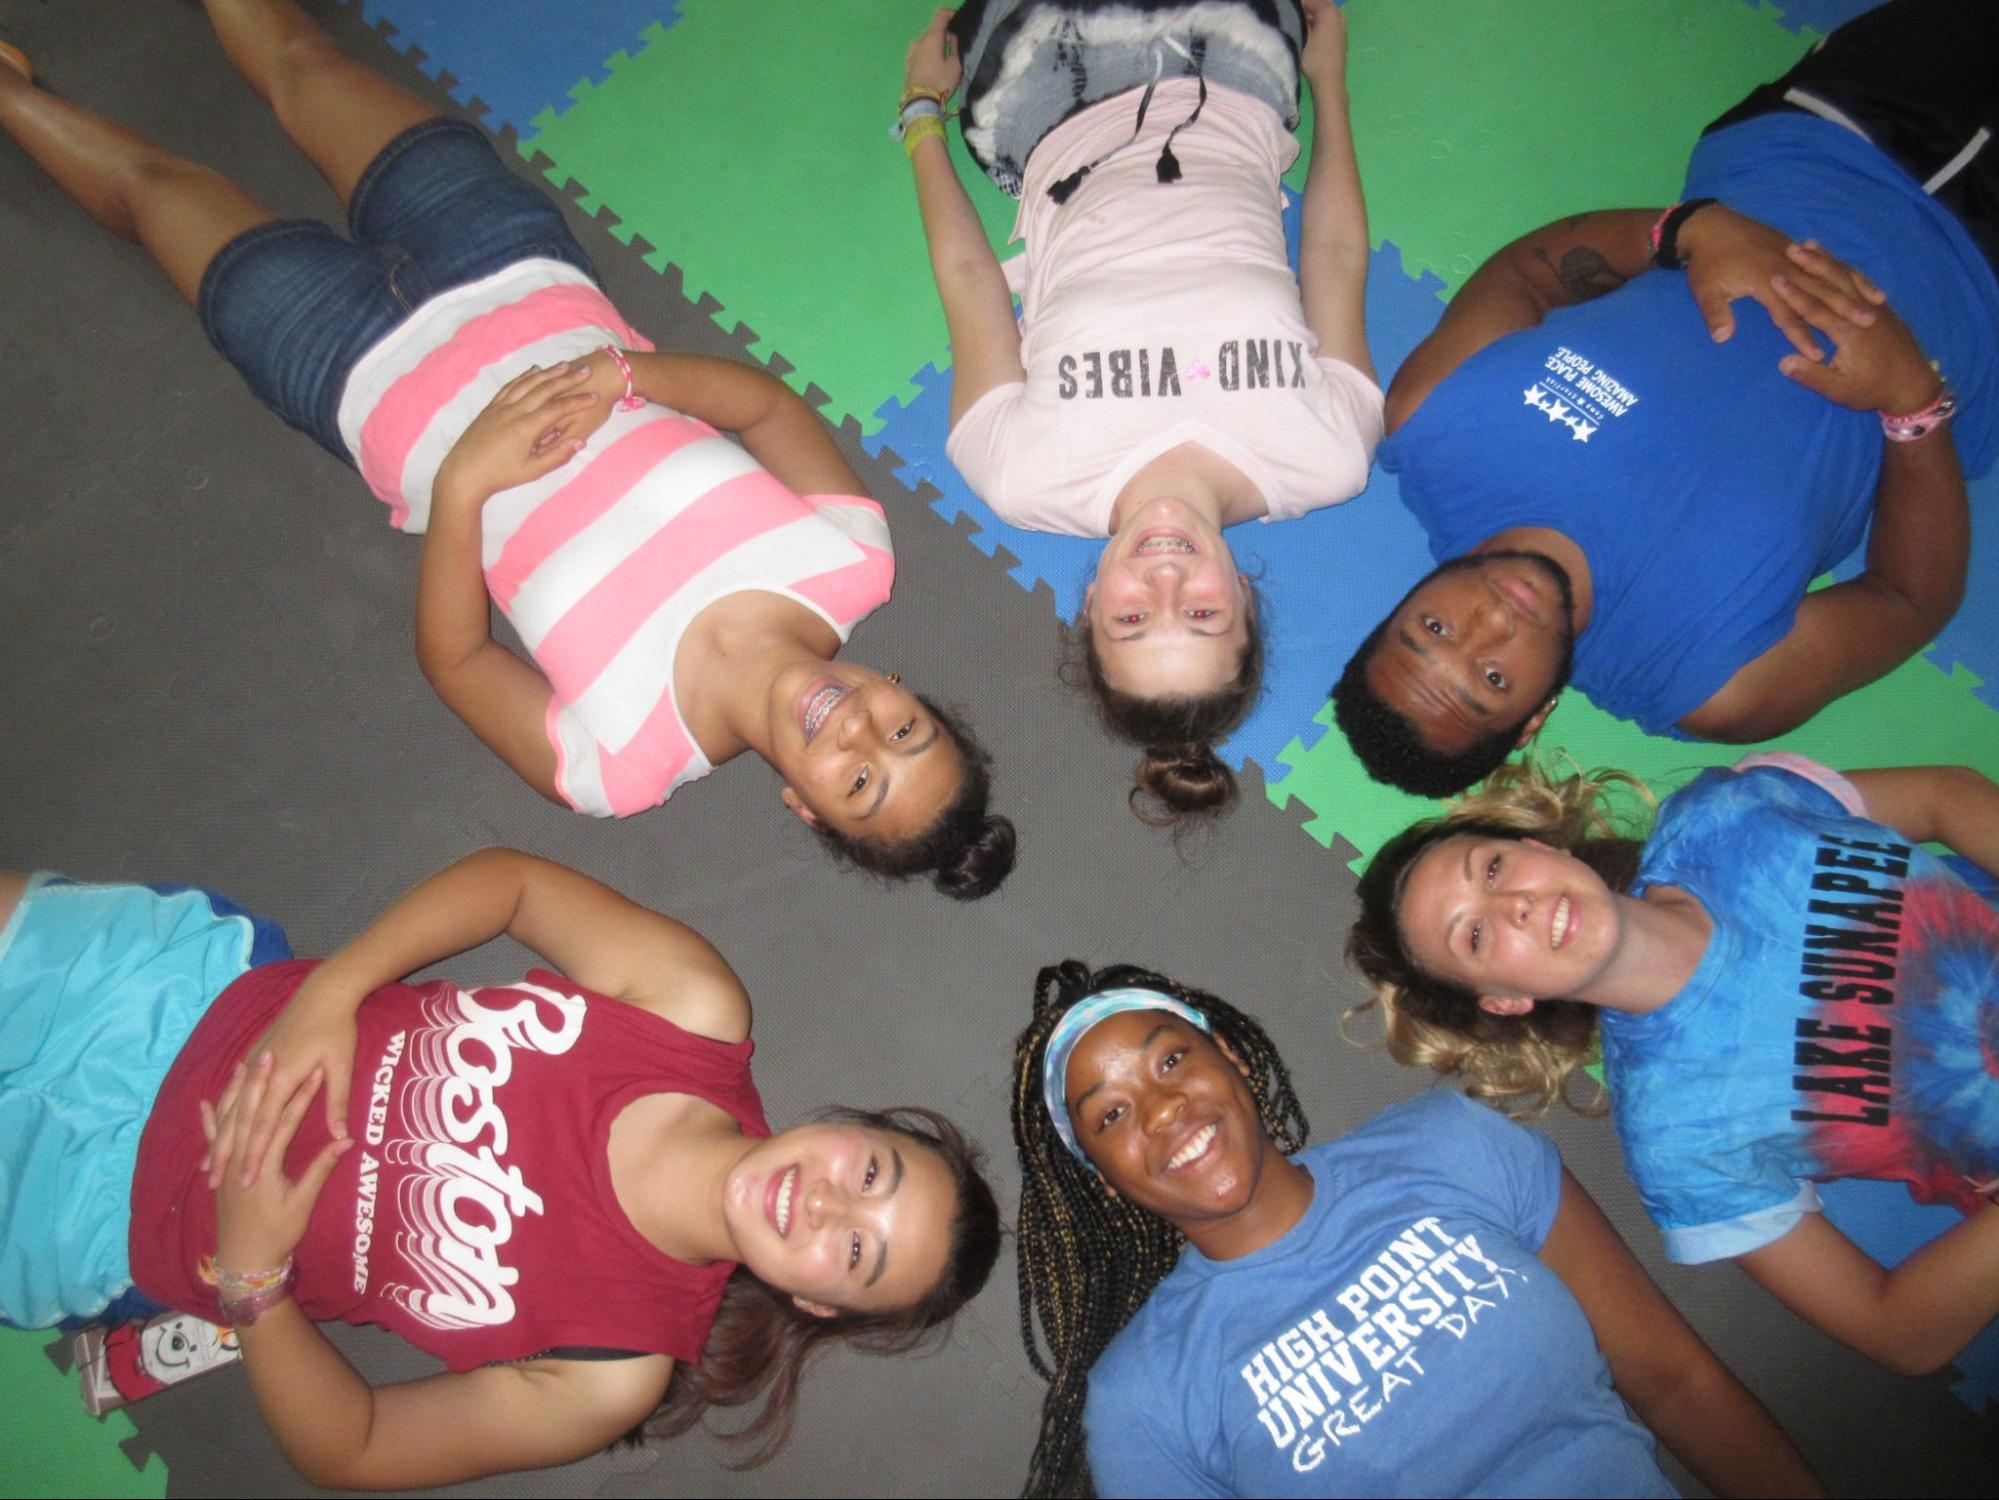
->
[1082, 1092, 1673, 1498]
[1602, 762, 1999, 1263]
[1380, 114, 1999, 735]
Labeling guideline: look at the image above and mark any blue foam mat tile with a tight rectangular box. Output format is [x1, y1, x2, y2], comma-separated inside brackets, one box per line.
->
[1919, 464, 1999, 713]
[1756, 0, 1883, 37]
[339, 0, 680, 141]
[869, 224, 1452, 784]
[1830, 461, 1999, 717]
[1818, 1178, 1999, 1415]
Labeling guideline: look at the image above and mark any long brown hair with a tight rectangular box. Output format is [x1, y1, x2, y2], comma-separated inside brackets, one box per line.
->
[648, 1106, 1001, 1465]
[1345, 760, 1654, 1115]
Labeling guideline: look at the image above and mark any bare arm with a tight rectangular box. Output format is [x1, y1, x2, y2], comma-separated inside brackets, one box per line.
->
[1385, 203, 1884, 433]
[205, 1051, 673, 1489]
[1844, 764, 1999, 875]
[414, 366, 612, 805]
[903, 7, 1024, 428]
[1738, 1207, 1999, 1376]
[415, 475, 563, 802]
[217, 848, 749, 1187]
[580, 349, 868, 499]
[1540, 1170, 1823, 1499]
[1295, 0, 1371, 379]
[1383, 208, 1659, 433]
[1679, 252, 1963, 742]
[238, 1310, 669, 1490]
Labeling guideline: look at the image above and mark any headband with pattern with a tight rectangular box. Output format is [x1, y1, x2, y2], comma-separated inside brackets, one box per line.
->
[1041, 986, 1213, 1164]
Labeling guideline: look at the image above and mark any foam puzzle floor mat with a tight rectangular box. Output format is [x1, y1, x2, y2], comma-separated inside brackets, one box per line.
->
[2, 0, 1996, 1494]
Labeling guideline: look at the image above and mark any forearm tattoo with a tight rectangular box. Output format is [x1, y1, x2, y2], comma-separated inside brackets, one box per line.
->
[1535, 245, 1629, 302]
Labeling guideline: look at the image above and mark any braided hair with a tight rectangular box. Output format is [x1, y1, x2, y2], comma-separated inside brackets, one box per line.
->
[1010, 961, 1309, 1498]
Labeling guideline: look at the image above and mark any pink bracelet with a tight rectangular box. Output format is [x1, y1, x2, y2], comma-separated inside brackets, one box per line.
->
[220, 1278, 296, 1327]
[598, 345, 646, 412]
[209, 1254, 299, 1326]
[1880, 380, 1958, 443]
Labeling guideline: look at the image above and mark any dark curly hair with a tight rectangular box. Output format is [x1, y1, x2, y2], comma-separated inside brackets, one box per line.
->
[1065, 583, 1265, 828]
[1331, 554, 1574, 798]
[816, 694, 1018, 900]
[1330, 613, 1525, 798]
[1011, 961, 1307, 1498]
[651, 1106, 1001, 1466]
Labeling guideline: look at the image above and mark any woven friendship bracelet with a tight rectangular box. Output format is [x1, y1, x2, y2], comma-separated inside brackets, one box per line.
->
[902, 115, 948, 159]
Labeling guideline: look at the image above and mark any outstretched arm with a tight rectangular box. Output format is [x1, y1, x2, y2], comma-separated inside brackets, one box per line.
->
[1679, 248, 1965, 743]
[1844, 764, 1999, 877]
[213, 848, 748, 1186]
[902, 7, 1024, 428]
[206, 1062, 669, 1489]
[1296, 0, 1371, 379]
[1738, 1208, 1999, 1376]
[1540, 1170, 1823, 1499]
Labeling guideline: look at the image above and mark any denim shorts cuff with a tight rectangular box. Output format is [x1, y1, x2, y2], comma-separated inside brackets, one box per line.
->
[345, 115, 470, 239]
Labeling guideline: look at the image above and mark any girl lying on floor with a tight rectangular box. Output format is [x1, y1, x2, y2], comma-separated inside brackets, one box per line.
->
[1349, 751, 1999, 1378]
[1007, 963, 1821, 1497]
[904, 0, 1380, 826]
[0, 0, 1013, 899]
[0, 849, 998, 1487]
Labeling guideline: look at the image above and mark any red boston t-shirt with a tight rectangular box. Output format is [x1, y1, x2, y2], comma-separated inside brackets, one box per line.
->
[131, 960, 769, 1369]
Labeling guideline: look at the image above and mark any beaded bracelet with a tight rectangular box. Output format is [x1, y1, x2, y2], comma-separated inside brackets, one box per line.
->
[220, 1276, 297, 1327]
[597, 345, 646, 412]
[899, 85, 951, 112]
[203, 1254, 299, 1326]
[902, 115, 947, 159]
[1881, 379, 1959, 443]
[1649, 197, 1718, 270]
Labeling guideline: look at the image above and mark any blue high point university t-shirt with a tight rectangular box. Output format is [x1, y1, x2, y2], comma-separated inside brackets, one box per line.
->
[1381, 114, 1999, 734]
[1082, 1092, 1674, 1498]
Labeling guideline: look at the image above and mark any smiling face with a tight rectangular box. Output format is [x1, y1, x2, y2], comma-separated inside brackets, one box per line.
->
[1365, 552, 1575, 757]
[724, 1122, 956, 1316]
[1397, 833, 1623, 1008]
[1063, 1010, 1283, 1238]
[766, 664, 964, 844]
[1086, 500, 1251, 700]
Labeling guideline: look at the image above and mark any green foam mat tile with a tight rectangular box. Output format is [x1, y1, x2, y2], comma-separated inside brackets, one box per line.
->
[525, 2, 1016, 435]
[1339, 0, 1812, 290]
[0, 1328, 165, 1497]
[1274, 650, 1999, 871]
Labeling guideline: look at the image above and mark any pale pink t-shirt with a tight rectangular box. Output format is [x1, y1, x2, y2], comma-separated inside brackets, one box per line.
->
[335, 260, 895, 819]
[946, 79, 1383, 537]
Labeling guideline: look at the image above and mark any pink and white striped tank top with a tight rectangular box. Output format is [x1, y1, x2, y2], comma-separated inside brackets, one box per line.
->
[334, 259, 896, 818]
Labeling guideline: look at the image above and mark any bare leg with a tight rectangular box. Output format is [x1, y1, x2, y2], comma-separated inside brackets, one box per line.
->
[0, 65, 274, 306]
[200, 0, 433, 213]
[0, 872, 27, 934]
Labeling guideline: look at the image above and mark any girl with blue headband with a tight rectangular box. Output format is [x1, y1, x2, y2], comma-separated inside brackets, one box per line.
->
[1009, 961, 1821, 1498]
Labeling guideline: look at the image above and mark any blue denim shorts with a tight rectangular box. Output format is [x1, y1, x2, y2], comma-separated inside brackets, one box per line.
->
[198, 117, 597, 460]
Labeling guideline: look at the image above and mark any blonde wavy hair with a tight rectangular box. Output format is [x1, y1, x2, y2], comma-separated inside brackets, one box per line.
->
[1344, 758, 1657, 1116]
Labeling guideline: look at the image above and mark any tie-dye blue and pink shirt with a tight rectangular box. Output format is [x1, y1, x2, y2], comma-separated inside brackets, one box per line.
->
[1601, 754, 1999, 1263]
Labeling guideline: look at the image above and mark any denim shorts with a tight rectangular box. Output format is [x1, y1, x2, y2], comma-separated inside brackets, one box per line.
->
[197, 117, 597, 460]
